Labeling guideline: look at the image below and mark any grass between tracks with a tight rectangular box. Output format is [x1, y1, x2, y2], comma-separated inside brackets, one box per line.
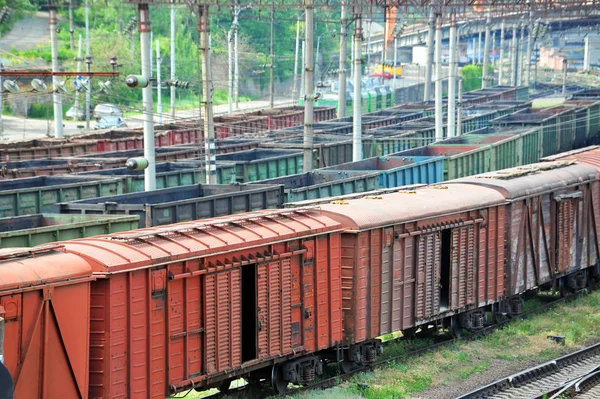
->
[171, 291, 600, 399]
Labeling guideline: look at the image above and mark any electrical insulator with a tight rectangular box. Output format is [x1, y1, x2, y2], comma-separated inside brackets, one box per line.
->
[165, 80, 190, 89]
[125, 75, 149, 88]
[125, 157, 149, 171]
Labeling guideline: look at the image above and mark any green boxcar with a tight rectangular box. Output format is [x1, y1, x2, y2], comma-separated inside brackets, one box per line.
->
[0, 175, 124, 217]
[564, 100, 600, 145]
[0, 213, 139, 248]
[252, 170, 380, 203]
[76, 162, 236, 192]
[260, 135, 354, 169]
[215, 149, 304, 182]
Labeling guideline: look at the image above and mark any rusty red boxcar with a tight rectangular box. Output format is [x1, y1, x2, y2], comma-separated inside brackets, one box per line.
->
[0, 246, 93, 398]
[453, 162, 600, 300]
[319, 184, 507, 359]
[60, 209, 342, 397]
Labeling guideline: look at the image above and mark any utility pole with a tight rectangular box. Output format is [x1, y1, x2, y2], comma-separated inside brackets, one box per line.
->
[478, 31, 482, 64]
[518, 22, 525, 86]
[338, 2, 348, 118]
[138, 4, 156, 191]
[562, 59, 567, 96]
[499, 20, 505, 85]
[303, 0, 314, 171]
[448, 13, 457, 138]
[301, 40, 305, 98]
[393, 35, 398, 91]
[510, 24, 517, 86]
[230, 6, 248, 109]
[156, 40, 162, 124]
[69, 0, 74, 51]
[0, 63, 3, 136]
[472, 38, 476, 64]
[74, 35, 83, 119]
[457, 77, 463, 135]
[199, 5, 216, 184]
[525, 14, 533, 86]
[434, 13, 443, 142]
[424, 9, 435, 101]
[228, 26, 233, 114]
[85, 0, 91, 130]
[482, 14, 491, 88]
[170, 2, 176, 119]
[352, 14, 363, 161]
[366, 18, 372, 70]
[269, 4, 275, 108]
[293, 13, 301, 105]
[49, 4, 63, 138]
[350, 36, 354, 80]
[380, 7, 387, 86]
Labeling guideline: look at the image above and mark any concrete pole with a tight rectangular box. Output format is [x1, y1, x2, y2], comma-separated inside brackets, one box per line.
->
[139, 4, 156, 191]
[381, 7, 387, 86]
[199, 5, 216, 184]
[562, 59, 567, 96]
[171, 3, 176, 119]
[448, 14, 457, 138]
[435, 14, 443, 142]
[472, 38, 476, 64]
[492, 30, 497, 67]
[316, 36, 321, 92]
[0, 63, 3, 135]
[85, 0, 91, 130]
[156, 40, 162, 124]
[69, 1, 74, 51]
[518, 22, 525, 86]
[234, 9, 240, 109]
[303, 0, 315, 172]
[269, 5, 275, 108]
[338, 2, 348, 118]
[478, 31, 482, 64]
[525, 16, 533, 86]
[424, 9, 435, 101]
[350, 37, 355, 80]
[49, 6, 63, 139]
[352, 14, 363, 162]
[73, 35, 83, 118]
[301, 41, 305, 99]
[366, 18, 372, 70]
[393, 36, 398, 91]
[499, 20, 505, 85]
[482, 14, 491, 88]
[511, 25, 517, 86]
[228, 28, 233, 114]
[457, 77, 463, 135]
[293, 13, 301, 104]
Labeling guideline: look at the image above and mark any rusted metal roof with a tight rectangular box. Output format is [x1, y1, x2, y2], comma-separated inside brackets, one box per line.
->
[0, 246, 92, 291]
[318, 184, 505, 230]
[449, 162, 599, 199]
[541, 146, 600, 171]
[60, 209, 341, 273]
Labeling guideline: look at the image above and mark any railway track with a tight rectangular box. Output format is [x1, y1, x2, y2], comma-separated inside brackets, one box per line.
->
[195, 291, 585, 399]
[457, 341, 600, 399]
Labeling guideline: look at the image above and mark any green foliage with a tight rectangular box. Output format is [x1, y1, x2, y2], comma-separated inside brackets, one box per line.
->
[460, 64, 496, 92]
[0, 0, 35, 35]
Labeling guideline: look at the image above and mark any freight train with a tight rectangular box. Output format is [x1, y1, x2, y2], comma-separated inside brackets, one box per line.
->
[1, 147, 599, 398]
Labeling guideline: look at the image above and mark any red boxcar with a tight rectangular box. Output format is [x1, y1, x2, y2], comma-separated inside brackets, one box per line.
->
[0, 246, 93, 398]
[319, 184, 507, 362]
[60, 210, 342, 397]
[455, 162, 600, 298]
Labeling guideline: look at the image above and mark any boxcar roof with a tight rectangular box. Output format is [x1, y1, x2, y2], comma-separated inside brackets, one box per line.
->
[448, 162, 599, 199]
[0, 246, 92, 291]
[318, 183, 505, 230]
[541, 146, 600, 171]
[59, 209, 341, 273]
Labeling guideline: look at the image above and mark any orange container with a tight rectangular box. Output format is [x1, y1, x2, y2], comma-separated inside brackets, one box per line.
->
[0, 246, 93, 398]
[61, 210, 343, 397]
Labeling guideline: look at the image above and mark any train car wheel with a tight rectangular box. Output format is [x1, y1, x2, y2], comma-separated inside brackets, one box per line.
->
[492, 303, 504, 324]
[450, 315, 463, 338]
[340, 360, 355, 374]
[271, 364, 289, 394]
